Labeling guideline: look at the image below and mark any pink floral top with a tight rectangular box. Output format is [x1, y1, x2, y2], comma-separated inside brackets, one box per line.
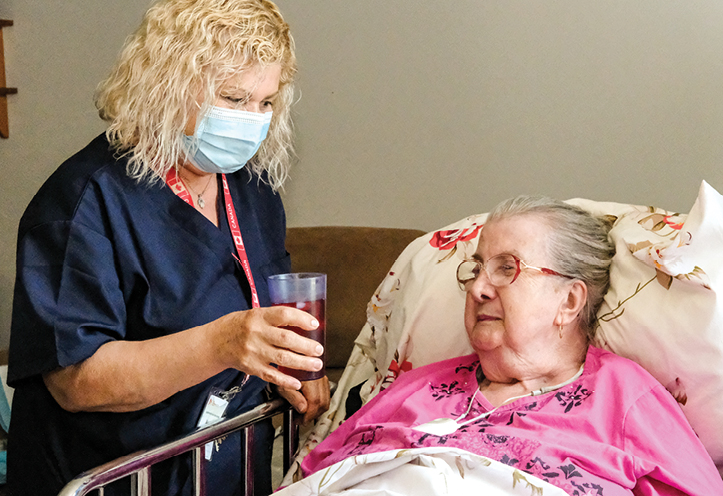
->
[302, 346, 723, 495]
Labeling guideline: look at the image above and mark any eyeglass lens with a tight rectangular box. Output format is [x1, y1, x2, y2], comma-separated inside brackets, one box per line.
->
[457, 254, 519, 288]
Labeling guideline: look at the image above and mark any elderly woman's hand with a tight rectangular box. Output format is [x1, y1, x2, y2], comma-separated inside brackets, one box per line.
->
[277, 377, 331, 424]
[208, 305, 325, 391]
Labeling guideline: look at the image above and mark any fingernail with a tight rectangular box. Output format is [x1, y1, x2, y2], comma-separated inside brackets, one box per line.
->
[315, 359, 323, 370]
[310, 319, 319, 328]
[315, 344, 324, 355]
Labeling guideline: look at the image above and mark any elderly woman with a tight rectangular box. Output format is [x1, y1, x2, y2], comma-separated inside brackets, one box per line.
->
[297, 197, 723, 495]
[7, 1, 329, 495]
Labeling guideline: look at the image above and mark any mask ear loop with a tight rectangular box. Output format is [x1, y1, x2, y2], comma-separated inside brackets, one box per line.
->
[185, 100, 206, 145]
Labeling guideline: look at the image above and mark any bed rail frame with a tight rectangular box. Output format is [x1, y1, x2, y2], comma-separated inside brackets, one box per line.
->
[57, 397, 298, 496]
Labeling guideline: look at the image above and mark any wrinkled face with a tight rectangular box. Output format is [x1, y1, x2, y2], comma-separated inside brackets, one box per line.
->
[464, 214, 571, 379]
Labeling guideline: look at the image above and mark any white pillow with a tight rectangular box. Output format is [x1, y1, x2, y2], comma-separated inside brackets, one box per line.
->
[587, 181, 723, 466]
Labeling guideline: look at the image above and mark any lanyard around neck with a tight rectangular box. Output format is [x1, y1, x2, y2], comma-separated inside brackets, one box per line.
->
[166, 168, 260, 309]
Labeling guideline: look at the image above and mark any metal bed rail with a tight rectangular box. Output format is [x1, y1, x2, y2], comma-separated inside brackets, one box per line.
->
[57, 396, 298, 496]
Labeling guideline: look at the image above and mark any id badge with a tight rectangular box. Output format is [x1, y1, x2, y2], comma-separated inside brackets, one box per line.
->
[197, 387, 229, 461]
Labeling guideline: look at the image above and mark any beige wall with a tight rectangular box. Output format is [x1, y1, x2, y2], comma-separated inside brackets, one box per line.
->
[1, 1, 722, 348]
[275, 0, 723, 229]
[0, 0, 153, 349]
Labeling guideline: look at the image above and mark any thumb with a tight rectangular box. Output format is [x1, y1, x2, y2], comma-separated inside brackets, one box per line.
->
[279, 388, 308, 414]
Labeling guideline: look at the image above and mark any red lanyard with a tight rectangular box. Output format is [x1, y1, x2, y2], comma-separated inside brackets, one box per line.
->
[220, 174, 260, 308]
[166, 167, 194, 205]
[166, 169, 260, 309]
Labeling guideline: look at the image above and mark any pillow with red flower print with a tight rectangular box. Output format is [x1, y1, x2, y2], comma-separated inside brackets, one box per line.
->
[352, 181, 723, 470]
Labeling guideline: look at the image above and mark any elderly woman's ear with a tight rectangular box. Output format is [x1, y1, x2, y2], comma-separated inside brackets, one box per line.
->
[556, 280, 588, 328]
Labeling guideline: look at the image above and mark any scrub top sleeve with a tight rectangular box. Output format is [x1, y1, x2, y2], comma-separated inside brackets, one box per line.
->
[9, 219, 126, 385]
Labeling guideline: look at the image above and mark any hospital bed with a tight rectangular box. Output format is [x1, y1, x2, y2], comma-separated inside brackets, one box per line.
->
[58, 398, 297, 496]
[54, 182, 723, 493]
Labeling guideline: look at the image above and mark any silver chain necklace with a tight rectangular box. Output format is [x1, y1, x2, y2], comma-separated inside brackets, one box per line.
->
[181, 172, 215, 209]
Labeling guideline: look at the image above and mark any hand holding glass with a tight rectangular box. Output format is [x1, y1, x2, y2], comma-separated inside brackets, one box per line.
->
[268, 273, 326, 381]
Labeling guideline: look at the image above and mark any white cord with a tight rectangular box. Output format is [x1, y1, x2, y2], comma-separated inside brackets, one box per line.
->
[454, 389, 480, 421]
[457, 363, 585, 428]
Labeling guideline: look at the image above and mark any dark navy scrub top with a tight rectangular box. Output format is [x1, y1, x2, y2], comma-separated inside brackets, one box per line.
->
[7, 134, 290, 496]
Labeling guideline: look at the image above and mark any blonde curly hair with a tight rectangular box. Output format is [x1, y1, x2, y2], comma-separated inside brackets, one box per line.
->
[94, 0, 296, 190]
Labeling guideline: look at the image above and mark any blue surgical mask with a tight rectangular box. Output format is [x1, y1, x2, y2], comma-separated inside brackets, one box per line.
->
[184, 106, 273, 174]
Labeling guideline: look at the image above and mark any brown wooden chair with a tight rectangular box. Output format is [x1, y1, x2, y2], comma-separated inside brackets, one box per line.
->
[285, 226, 427, 383]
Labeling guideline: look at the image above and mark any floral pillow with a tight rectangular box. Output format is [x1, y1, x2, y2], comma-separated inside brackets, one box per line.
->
[584, 181, 723, 466]
[284, 181, 723, 483]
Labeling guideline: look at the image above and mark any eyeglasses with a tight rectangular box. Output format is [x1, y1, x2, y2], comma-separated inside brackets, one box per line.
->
[456, 254, 572, 290]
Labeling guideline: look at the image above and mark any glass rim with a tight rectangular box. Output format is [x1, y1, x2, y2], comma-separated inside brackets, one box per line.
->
[268, 272, 326, 281]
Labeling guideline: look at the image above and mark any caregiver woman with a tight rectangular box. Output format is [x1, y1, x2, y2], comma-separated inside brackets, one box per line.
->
[7, 1, 329, 495]
[301, 197, 723, 495]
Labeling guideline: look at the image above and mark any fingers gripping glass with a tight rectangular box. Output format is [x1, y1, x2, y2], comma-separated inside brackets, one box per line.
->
[456, 254, 572, 290]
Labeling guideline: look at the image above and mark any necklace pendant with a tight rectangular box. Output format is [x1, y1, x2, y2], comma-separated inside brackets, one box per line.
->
[197, 196, 205, 209]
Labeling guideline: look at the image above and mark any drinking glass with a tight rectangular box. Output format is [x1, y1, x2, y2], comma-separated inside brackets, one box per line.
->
[267, 272, 326, 381]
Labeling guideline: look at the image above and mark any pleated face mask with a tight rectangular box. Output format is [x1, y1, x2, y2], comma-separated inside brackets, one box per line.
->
[184, 106, 273, 174]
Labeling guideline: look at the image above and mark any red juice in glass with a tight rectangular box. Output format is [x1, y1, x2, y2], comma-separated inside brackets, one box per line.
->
[268, 273, 327, 382]
[275, 299, 326, 381]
